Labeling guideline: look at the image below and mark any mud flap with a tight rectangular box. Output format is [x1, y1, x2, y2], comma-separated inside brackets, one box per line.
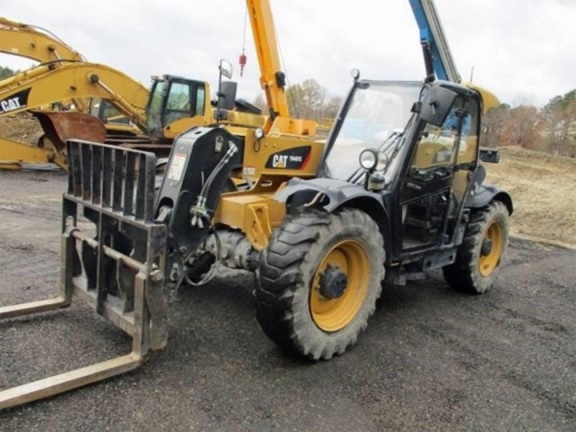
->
[0, 140, 168, 410]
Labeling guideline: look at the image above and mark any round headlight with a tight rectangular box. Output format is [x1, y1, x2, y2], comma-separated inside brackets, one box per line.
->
[254, 128, 264, 139]
[359, 149, 378, 170]
[375, 152, 389, 171]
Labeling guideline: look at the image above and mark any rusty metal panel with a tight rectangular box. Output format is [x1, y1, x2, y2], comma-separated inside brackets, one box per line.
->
[34, 111, 107, 152]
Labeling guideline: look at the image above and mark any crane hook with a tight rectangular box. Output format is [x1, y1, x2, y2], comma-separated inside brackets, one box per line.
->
[239, 51, 247, 77]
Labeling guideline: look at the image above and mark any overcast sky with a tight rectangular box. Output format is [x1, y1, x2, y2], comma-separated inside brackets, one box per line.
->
[2, 0, 575, 108]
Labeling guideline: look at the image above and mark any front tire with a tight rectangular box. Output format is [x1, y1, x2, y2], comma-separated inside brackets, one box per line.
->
[443, 200, 510, 294]
[256, 209, 385, 360]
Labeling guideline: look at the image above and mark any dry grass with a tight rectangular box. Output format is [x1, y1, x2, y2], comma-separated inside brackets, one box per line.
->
[485, 146, 576, 246]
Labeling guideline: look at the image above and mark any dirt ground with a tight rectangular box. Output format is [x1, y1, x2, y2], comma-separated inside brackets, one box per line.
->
[0, 171, 575, 431]
[0, 114, 44, 145]
[485, 147, 576, 246]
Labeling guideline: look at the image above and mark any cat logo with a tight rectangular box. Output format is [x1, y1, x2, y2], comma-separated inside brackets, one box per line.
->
[265, 145, 312, 170]
[0, 97, 22, 114]
[272, 154, 288, 168]
[0, 88, 30, 114]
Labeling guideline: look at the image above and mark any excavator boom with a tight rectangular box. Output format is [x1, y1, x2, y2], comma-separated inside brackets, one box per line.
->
[0, 17, 85, 63]
[0, 61, 150, 164]
[0, 18, 152, 170]
[0, 62, 148, 125]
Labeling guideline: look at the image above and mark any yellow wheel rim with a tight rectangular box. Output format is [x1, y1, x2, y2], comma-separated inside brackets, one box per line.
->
[478, 221, 504, 277]
[310, 240, 370, 332]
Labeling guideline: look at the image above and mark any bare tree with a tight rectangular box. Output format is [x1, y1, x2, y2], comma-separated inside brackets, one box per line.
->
[542, 90, 576, 156]
[481, 104, 511, 147]
[505, 105, 544, 150]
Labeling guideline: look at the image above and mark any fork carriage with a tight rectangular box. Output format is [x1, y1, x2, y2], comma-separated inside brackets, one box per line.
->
[0, 140, 169, 410]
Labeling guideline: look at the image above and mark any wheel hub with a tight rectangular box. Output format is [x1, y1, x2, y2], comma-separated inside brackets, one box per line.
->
[319, 265, 348, 299]
[481, 238, 493, 256]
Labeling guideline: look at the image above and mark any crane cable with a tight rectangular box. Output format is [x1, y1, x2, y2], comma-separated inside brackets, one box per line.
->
[270, 11, 301, 118]
[239, 8, 248, 77]
[238, 4, 301, 116]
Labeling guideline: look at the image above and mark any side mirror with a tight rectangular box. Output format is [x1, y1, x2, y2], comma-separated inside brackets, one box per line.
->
[219, 59, 233, 80]
[218, 81, 238, 111]
[479, 148, 500, 164]
[420, 86, 457, 127]
[216, 59, 234, 122]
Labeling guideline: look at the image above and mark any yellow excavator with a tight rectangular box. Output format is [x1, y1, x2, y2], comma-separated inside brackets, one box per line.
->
[0, 62, 150, 169]
[1, 0, 316, 170]
[0, 17, 152, 169]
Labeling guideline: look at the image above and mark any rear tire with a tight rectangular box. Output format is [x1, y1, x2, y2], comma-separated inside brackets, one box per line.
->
[443, 200, 510, 294]
[256, 209, 385, 360]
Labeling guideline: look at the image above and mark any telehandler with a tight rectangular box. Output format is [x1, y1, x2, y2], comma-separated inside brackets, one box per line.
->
[0, 0, 512, 410]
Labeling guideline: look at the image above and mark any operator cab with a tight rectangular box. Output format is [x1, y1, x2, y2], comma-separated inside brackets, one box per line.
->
[322, 77, 484, 262]
[400, 84, 481, 252]
[145, 75, 208, 139]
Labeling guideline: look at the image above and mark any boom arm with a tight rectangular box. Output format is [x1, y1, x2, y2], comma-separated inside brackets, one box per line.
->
[0, 17, 85, 63]
[0, 17, 91, 113]
[246, 0, 289, 119]
[408, 0, 461, 83]
[244, 0, 315, 135]
[409, 0, 500, 112]
[0, 62, 148, 131]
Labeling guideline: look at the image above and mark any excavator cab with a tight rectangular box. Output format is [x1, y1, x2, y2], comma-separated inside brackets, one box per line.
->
[145, 75, 209, 140]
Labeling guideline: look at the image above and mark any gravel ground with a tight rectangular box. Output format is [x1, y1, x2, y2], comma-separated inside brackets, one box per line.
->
[0, 170, 575, 432]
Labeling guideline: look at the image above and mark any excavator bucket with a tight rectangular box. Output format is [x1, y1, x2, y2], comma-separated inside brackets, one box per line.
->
[33, 111, 107, 153]
[0, 140, 169, 410]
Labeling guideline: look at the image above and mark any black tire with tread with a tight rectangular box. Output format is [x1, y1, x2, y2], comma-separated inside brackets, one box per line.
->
[256, 209, 385, 360]
[443, 200, 510, 294]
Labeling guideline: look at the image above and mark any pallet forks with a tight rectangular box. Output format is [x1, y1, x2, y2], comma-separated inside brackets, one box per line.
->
[0, 140, 168, 410]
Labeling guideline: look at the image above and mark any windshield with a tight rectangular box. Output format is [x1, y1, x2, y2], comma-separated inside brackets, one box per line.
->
[145, 80, 165, 133]
[325, 81, 423, 181]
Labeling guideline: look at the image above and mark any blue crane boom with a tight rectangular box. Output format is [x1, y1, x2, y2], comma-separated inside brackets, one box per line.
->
[409, 0, 461, 83]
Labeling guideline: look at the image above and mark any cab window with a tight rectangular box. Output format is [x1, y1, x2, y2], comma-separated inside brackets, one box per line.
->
[410, 96, 468, 171]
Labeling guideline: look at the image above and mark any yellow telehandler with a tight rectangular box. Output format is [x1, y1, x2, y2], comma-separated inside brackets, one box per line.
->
[0, 0, 511, 412]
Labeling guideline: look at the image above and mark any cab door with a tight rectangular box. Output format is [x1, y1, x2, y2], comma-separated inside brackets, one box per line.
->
[399, 94, 479, 252]
[162, 79, 206, 128]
